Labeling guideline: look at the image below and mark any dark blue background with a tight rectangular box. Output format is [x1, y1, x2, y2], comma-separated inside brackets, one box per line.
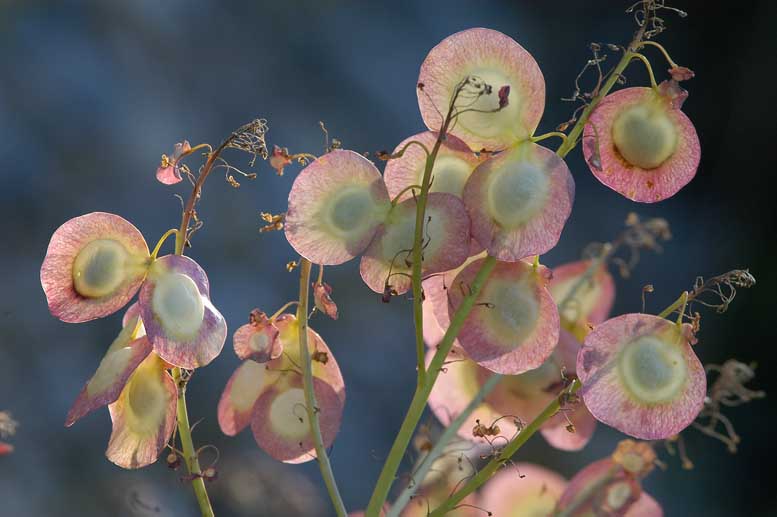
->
[1, 1, 775, 515]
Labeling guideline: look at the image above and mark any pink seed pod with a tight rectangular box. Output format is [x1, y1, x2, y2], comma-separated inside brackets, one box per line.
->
[577, 314, 706, 440]
[447, 258, 560, 375]
[463, 141, 575, 262]
[105, 353, 177, 469]
[418, 28, 545, 151]
[582, 86, 700, 202]
[138, 254, 227, 370]
[285, 149, 391, 265]
[480, 463, 567, 516]
[65, 315, 152, 427]
[383, 131, 480, 202]
[549, 259, 616, 337]
[555, 452, 663, 517]
[218, 316, 345, 464]
[41, 212, 151, 323]
[359, 192, 470, 295]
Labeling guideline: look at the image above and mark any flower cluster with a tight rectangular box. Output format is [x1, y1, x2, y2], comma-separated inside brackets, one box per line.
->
[41, 212, 227, 468]
[218, 310, 345, 464]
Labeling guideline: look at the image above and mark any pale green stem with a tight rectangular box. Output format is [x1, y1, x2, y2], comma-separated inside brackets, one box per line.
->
[657, 290, 690, 320]
[172, 367, 214, 517]
[386, 373, 502, 517]
[427, 380, 582, 517]
[366, 256, 497, 515]
[297, 258, 348, 517]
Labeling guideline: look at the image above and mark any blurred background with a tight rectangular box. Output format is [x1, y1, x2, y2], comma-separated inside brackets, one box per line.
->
[1, 0, 775, 515]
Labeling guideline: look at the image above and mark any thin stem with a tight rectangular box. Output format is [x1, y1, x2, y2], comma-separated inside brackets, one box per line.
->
[391, 184, 424, 206]
[174, 138, 233, 255]
[410, 86, 463, 388]
[387, 373, 502, 517]
[532, 131, 569, 145]
[630, 53, 659, 89]
[297, 258, 348, 517]
[556, 22, 648, 159]
[427, 380, 582, 517]
[172, 367, 214, 517]
[269, 300, 300, 321]
[366, 255, 497, 516]
[637, 40, 679, 68]
[657, 290, 690, 319]
[150, 228, 178, 259]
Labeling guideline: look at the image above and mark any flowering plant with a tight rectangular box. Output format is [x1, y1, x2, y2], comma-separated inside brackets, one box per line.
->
[36, 1, 764, 516]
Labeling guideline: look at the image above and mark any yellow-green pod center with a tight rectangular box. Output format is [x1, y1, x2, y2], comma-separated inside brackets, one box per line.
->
[72, 239, 128, 298]
[612, 102, 678, 169]
[618, 335, 687, 404]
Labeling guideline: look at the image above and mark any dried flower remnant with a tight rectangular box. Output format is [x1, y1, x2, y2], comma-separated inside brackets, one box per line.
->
[138, 255, 228, 370]
[577, 314, 706, 440]
[218, 316, 345, 464]
[463, 141, 575, 261]
[285, 150, 391, 265]
[313, 282, 339, 320]
[156, 140, 192, 185]
[447, 258, 559, 375]
[692, 359, 765, 452]
[360, 192, 471, 295]
[233, 310, 286, 363]
[260, 211, 285, 233]
[582, 83, 700, 202]
[41, 212, 151, 323]
[418, 28, 545, 150]
[270, 145, 293, 176]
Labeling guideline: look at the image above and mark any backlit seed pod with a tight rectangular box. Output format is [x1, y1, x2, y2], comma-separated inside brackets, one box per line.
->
[41, 212, 150, 323]
[577, 314, 706, 440]
[138, 255, 227, 370]
[549, 260, 615, 339]
[421, 252, 487, 351]
[463, 142, 575, 261]
[582, 86, 700, 202]
[383, 132, 479, 202]
[417, 28, 545, 151]
[359, 193, 470, 295]
[65, 314, 152, 427]
[218, 316, 345, 464]
[285, 150, 391, 265]
[448, 258, 559, 375]
[105, 353, 177, 469]
[555, 458, 663, 517]
[232, 313, 289, 363]
[479, 463, 567, 517]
